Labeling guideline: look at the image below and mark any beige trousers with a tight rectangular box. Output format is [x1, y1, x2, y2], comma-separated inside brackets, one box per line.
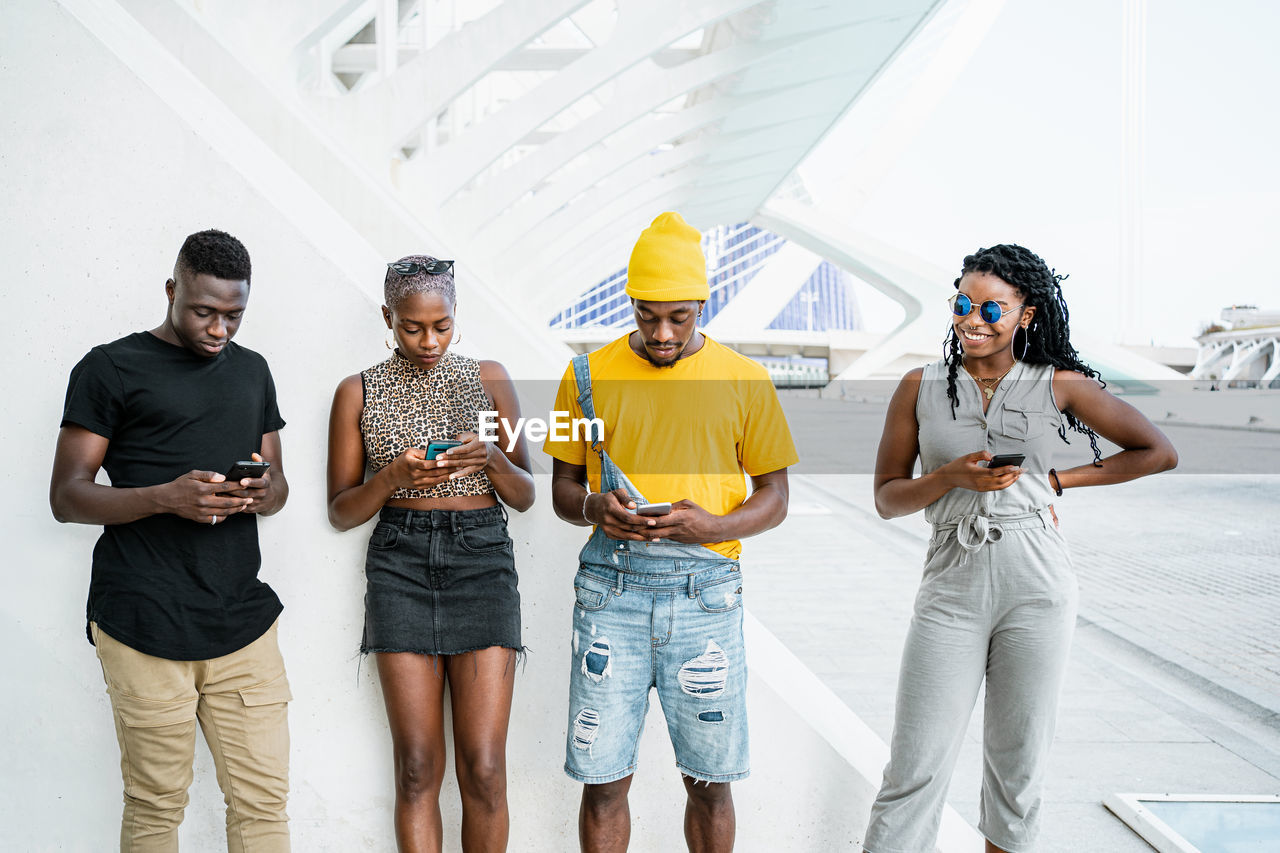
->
[92, 621, 292, 853]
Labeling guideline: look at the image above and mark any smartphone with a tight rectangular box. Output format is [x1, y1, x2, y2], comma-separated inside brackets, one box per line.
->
[225, 460, 270, 481]
[425, 440, 462, 460]
[987, 453, 1026, 469]
[635, 502, 673, 516]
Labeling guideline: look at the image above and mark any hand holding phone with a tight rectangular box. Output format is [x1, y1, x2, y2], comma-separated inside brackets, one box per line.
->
[986, 453, 1025, 469]
[225, 460, 271, 481]
[221, 456, 277, 515]
[424, 440, 463, 460]
[634, 502, 673, 516]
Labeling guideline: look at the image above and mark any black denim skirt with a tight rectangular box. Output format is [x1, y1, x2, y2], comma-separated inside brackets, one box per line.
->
[361, 505, 521, 656]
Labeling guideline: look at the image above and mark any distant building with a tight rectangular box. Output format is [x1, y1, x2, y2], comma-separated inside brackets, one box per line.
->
[1192, 306, 1280, 387]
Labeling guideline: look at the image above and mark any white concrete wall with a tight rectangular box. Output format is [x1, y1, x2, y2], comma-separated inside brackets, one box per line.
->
[0, 1, 907, 850]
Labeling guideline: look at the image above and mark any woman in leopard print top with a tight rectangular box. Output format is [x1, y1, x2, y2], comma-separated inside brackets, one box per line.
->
[326, 256, 535, 851]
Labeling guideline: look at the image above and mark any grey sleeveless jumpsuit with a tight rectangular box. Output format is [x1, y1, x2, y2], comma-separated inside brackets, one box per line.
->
[864, 360, 1079, 853]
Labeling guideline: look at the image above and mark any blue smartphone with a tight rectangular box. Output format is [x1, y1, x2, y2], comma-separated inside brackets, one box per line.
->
[425, 440, 462, 460]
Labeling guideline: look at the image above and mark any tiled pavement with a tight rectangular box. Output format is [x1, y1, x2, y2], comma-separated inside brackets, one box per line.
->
[746, 395, 1280, 851]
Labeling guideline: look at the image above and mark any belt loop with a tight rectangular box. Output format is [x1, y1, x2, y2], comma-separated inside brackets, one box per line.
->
[399, 511, 411, 533]
[450, 512, 459, 535]
[687, 572, 697, 599]
[499, 504, 509, 525]
[613, 570, 624, 596]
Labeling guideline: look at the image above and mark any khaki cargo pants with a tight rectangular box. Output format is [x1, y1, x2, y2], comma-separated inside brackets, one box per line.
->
[92, 621, 292, 853]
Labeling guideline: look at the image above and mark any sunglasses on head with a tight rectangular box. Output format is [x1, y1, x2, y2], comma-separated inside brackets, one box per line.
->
[388, 259, 454, 276]
[949, 292, 1024, 324]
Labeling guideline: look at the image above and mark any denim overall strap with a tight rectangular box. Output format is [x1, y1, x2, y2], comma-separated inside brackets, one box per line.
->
[572, 352, 641, 503]
[571, 352, 730, 569]
[572, 353, 604, 454]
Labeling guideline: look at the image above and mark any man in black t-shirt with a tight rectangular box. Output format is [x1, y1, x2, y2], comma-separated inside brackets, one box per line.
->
[51, 229, 292, 852]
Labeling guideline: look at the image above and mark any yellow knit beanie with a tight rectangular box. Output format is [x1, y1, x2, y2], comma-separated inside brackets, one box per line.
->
[624, 212, 709, 302]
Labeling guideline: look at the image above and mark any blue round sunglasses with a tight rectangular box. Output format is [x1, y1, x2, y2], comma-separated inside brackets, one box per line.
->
[949, 292, 1024, 324]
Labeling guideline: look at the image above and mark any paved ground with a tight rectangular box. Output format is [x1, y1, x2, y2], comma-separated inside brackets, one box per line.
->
[744, 393, 1280, 851]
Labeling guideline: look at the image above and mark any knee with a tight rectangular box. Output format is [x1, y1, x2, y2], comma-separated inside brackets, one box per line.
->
[121, 758, 194, 820]
[684, 779, 733, 813]
[582, 778, 630, 816]
[123, 787, 189, 825]
[226, 777, 288, 824]
[395, 748, 444, 802]
[457, 752, 507, 810]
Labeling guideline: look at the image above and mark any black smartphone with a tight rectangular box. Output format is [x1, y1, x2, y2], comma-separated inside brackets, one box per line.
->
[225, 460, 271, 481]
[635, 502, 673, 516]
[425, 440, 463, 460]
[987, 453, 1026, 469]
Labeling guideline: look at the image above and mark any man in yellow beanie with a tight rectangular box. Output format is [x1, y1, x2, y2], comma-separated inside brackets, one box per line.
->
[545, 212, 799, 851]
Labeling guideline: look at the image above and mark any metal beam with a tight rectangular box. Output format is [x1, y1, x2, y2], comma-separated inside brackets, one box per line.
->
[756, 199, 951, 381]
[1224, 339, 1271, 381]
[491, 115, 825, 258]
[410, 24, 837, 219]
[454, 74, 854, 237]
[326, 0, 594, 152]
[493, 141, 716, 257]
[410, 0, 761, 204]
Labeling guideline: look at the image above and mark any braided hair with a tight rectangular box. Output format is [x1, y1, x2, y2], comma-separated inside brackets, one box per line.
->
[943, 244, 1105, 465]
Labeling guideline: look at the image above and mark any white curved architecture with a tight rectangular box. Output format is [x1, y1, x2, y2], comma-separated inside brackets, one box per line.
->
[4, 1, 1061, 849]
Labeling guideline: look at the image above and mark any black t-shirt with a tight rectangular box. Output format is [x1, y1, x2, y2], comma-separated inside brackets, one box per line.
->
[61, 331, 286, 660]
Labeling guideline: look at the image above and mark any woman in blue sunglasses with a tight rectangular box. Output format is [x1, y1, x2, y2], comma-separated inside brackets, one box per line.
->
[862, 244, 1177, 853]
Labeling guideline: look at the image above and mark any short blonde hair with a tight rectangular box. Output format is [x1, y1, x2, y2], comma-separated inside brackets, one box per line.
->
[384, 254, 455, 309]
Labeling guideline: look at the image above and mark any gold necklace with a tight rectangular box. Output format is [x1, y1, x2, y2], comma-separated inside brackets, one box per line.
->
[963, 361, 1016, 400]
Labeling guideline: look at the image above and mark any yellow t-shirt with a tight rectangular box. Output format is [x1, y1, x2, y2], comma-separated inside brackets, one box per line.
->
[544, 333, 799, 559]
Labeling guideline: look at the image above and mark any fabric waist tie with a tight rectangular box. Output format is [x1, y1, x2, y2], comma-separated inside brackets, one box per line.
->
[933, 507, 1053, 562]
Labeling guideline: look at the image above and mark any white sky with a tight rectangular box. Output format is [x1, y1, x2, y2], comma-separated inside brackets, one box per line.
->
[800, 0, 1280, 348]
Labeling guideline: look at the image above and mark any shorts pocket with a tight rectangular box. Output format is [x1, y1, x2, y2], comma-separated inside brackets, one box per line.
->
[369, 522, 399, 551]
[696, 578, 743, 614]
[573, 571, 612, 612]
[238, 675, 293, 708]
[457, 521, 512, 554]
[112, 691, 199, 728]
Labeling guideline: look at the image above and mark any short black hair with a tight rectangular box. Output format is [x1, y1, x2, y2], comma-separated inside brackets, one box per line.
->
[175, 229, 252, 285]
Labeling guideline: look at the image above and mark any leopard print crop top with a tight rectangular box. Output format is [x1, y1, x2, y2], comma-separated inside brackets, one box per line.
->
[361, 350, 494, 499]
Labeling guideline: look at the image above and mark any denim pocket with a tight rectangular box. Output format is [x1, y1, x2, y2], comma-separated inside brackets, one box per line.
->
[369, 522, 399, 551]
[696, 578, 743, 614]
[573, 571, 612, 612]
[457, 521, 511, 554]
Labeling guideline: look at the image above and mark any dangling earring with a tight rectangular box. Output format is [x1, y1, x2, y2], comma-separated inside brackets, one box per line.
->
[385, 331, 396, 350]
[453, 327, 463, 344]
[1019, 326, 1030, 360]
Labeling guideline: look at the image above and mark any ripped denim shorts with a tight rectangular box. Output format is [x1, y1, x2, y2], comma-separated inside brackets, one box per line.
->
[564, 557, 747, 785]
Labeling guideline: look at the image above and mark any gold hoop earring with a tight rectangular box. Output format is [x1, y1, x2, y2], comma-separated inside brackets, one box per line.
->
[385, 331, 395, 350]
[453, 328, 463, 344]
